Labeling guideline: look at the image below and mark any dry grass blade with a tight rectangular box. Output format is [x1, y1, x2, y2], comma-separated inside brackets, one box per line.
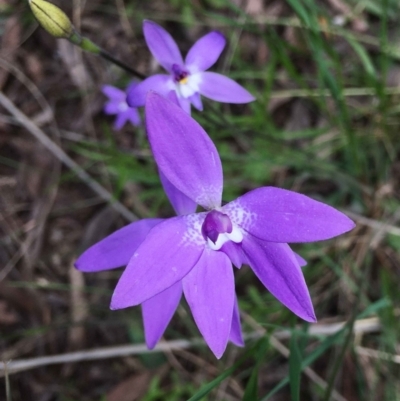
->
[0, 339, 201, 377]
[0, 317, 381, 377]
[355, 346, 400, 364]
[0, 91, 136, 222]
[344, 210, 400, 237]
[68, 262, 88, 350]
[4, 362, 11, 401]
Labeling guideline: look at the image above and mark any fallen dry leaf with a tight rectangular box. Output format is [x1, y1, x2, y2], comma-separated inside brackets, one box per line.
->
[106, 372, 152, 401]
[0, 300, 19, 325]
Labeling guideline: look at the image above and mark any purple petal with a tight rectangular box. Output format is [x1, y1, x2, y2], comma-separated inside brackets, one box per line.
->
[113, 108, 140, 129]
[198, 72, 255, 103]
[143, 20, 184, 73]
[145, 92, 223, 209]
[111, 215, 205, 309]
[229, 296, 244, 346]
[167, 90, 181, 106]
[159, 170, 197, 216]
[183, 249, 234, 358]
[220, 241, 244, 268]
[142, 281, 182, 349]
[124, 108, 141, 127]
[223, 187, 355, 243]
[178, 95, 191, 114]
[294, 252, 307, 267]
[104, 101, 120, 115]
[185, 31, 226, 73]
[75, 218, 163, 272]
[189, 92, 203, 111]
[102, 85, 125, 101]
[126, 74, 172, 108]
[242, 234, 316, 322]
[126, 81, 140, 93]
[113, 110, 130, 130]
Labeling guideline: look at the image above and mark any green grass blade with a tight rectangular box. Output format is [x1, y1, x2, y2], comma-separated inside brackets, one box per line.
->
[243, 337, 270, 401]
[260, 326, 346, 400]
[242, 365, 259, 401]
[289, 332, 302, 401]
[187, 343, 258, 401]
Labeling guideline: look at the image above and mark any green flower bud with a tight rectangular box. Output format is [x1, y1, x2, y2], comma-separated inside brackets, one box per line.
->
[29, 0, 73, 39]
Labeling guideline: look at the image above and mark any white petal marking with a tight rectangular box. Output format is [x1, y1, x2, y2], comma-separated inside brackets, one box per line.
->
[175, 72, 202, 99]
[222, 201, 256, 232]
[181, 213, 207, 247]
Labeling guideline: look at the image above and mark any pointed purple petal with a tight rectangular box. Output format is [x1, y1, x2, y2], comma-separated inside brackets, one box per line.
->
[167, 90, 180, 106]
[126, 81, 140, 93]
[185, 31, 226, 73]
[229, 296, 244, 346]
[102, 85, 125, 101]
[111, 215, 205, 309]
[183, 249, 234, 358]
[220, 241, 244, 268]
[178, 95, 191, 114]
[198, 72, 255, 103]
[189, 92, 203, 111]
[242, 234, 316, 322]
[114, 111, 129, 130]
[223, 187, 355, 243]
[159, 170, 197, 216]
[104, 101, 120, 115]
[294, 252, 307, 267]
[145, 92, 223, 209]
[126, 108, 141, 127]
[142, 281, 182, 349]
[114, 109, 140, 129]
[75, 218, 163, 272]
[126, 74, 172, 108]
[143, 20, 183, 73]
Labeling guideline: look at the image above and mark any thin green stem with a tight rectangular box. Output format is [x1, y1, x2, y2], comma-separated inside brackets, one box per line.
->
[69, 31, 146, 79]
[99, 49, 146, 80]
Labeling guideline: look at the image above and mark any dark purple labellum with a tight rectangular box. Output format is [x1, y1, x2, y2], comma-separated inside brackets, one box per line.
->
[201, 210, 233, 244]
[172, 64, 189, 83]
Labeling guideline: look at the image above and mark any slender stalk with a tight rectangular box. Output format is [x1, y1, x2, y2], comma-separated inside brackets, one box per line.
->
[99, 49, 146, 79]
[29, 0, 145, 79]
[69, 32, 146, 79]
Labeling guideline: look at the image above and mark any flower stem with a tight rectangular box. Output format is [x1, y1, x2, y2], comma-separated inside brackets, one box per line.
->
[69, 31, 146, 80]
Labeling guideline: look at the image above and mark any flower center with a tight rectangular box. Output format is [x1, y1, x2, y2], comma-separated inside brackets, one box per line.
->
[118, 102, 129, 112]
[172, 64, 189, 85]
[201, 210, 243, 251]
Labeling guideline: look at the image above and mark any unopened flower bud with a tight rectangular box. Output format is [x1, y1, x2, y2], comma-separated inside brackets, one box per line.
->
[29, 0, 73, 39]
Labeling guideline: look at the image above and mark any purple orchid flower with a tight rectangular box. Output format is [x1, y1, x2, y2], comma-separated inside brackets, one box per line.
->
[75, 171, 244, 353]
[107, 93, 355, 358]
[102, 82, 140, 130]
[126, 20, 255, 114]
